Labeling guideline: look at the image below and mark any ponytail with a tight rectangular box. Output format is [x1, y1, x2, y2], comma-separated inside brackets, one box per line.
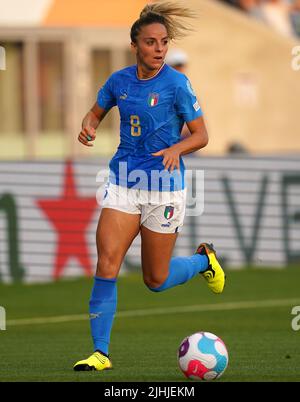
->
[130, 1, 196, 43]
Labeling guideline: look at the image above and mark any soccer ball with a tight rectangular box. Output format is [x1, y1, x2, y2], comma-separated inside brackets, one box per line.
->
[178, 331, 229, 381]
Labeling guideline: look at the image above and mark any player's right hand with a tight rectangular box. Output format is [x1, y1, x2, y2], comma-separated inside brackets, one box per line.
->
[78, 126, 96, 147]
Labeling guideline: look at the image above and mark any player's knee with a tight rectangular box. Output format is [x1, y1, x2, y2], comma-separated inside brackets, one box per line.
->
[96, 253, 120, 278]
[143, 274, 167, 292]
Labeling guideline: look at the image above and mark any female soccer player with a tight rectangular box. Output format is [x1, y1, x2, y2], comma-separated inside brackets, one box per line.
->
[74, 1, 225, 372]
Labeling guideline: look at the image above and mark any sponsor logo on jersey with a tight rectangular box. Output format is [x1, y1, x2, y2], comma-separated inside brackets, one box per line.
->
[164, 206, 174, 220]
[148, 93, 159, 107]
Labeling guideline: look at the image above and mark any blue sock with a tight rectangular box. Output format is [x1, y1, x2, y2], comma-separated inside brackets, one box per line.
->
[89, 276, 117, 355]
[149, 254, 208, 292]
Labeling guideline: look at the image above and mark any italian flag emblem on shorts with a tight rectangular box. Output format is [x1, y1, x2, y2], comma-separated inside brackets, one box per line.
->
[148, 93, 159, 107]
[164, 206, 174, 220]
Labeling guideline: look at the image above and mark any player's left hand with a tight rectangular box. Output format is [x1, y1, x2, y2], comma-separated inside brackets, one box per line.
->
[152, 146, 180, 173]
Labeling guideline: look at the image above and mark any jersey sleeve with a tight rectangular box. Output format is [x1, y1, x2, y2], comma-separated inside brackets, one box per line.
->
[96, 74, 117, 111]
[175, 77, 203, 122]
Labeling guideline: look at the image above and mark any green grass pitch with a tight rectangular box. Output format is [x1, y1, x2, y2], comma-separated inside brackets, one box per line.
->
[0, 268, 300, 382]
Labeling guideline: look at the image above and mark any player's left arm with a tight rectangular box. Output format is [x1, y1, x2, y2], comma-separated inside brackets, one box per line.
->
[177, 116, 208, 155]
[152, 116, 208, 172]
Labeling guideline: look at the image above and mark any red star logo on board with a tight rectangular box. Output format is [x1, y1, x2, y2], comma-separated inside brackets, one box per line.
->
[37, 160, 98, 279]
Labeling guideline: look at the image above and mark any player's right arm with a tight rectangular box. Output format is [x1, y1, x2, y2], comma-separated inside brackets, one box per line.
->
[79, 73, 117, 147]
[78, 103, 108, 147]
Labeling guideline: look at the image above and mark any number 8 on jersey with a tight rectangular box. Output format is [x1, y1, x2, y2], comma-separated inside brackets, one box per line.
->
[130, 115, 141, 137]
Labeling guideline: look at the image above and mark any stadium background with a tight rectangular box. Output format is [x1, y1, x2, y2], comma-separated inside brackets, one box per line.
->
[0, 0, 299, 382]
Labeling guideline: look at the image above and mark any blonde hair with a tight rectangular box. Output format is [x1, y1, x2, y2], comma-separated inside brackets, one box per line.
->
[130, 1, 196, 43]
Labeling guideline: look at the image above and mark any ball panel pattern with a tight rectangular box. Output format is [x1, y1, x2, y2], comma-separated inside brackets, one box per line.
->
[178, 331, 229, 381]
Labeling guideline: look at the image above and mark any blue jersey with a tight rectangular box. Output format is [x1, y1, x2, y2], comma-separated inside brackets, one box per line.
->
[97, 63, 203, 191]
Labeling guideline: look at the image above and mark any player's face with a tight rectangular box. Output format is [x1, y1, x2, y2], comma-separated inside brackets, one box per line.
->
[132, 23, 169, 72]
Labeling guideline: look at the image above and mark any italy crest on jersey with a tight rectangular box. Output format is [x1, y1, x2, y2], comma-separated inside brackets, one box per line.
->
[164, 206, 174, 220]
[148, 93, 159, 107]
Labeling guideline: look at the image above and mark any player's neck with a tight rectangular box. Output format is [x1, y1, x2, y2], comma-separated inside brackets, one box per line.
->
[136, 63, 165, 80]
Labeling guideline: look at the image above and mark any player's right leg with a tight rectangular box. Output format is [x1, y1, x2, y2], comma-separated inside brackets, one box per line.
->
[73, 206, 141, 371]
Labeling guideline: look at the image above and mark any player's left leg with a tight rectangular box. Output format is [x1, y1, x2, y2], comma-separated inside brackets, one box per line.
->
[140, 225, 210, 292]
[141, 226, 225, 294]
[141, 225, 178, 289]
[140, 186, 225, 293]
[140, 186, 210, 291]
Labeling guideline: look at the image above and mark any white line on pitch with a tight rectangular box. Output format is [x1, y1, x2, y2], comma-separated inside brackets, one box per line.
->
[6, 298, 300, 327]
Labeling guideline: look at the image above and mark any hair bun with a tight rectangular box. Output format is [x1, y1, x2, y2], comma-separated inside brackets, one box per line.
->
[140, 4, 160, 18]
[140, 5, 151, 18]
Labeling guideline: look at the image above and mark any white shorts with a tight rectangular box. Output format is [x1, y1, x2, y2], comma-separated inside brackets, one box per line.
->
[100, 182, 187, 233]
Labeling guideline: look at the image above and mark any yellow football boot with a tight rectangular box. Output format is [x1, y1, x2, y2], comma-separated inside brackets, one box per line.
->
[196, 243, 226, 294]
[73, 351, 112, 371]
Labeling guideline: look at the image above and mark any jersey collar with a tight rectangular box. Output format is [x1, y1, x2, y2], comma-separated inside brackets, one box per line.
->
[136, 63, 166, 82]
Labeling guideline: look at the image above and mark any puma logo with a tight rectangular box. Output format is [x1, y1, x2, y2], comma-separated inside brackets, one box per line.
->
[203, 265, 215, 279]
[89, 312, 102, 320]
